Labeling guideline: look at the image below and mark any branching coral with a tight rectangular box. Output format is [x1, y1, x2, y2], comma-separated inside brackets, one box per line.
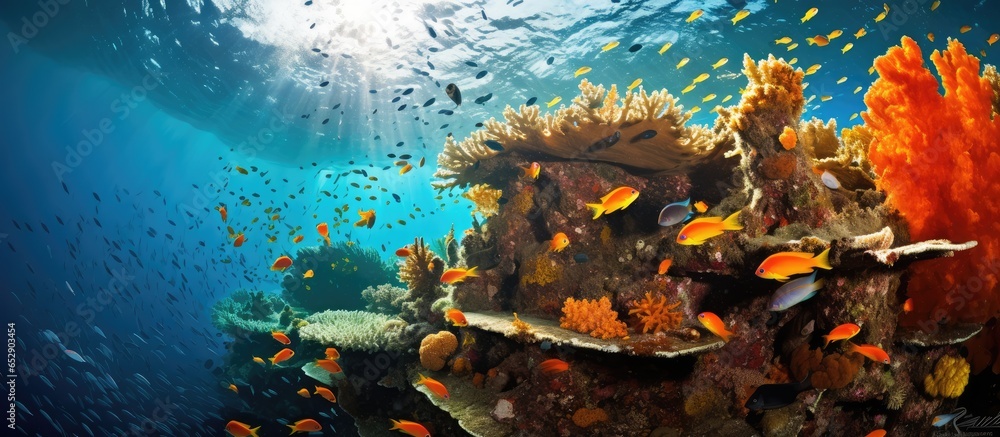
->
[397, 238, 447, 322]
[718, 54, 805, 135]
[627, 292, 683, 334]
[433, 79, 721, 189]
[924, 355, 970, 398]
[211, 289, 286, 336]
[281, 242, 397, 313]
[462, 184, 503, 218]
[520, 253, 562, 286]
[572, 407, 608, 428]
[419, 331, 458, 371]
[298, 310, 394, 352]
[790, 343, 865, 390]
[560, 297, 629, 339]
[864, 37, 1000, 326]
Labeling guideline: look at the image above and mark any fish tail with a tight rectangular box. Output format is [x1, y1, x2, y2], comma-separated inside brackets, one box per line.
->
[466, 266, 478, 277]
[268, 357, 276, 365]
[288, 424, 297, 435]
[389, 419, 402, 430]
[250, 426, 261, 437]
[722, 210, 743, 230]
[822, 335, 831, 348]
[586, 203, 605, 219]
[814, 247, 832, 270]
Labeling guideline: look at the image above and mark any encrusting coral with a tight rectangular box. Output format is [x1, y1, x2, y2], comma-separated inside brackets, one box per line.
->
[572, 407, 609, 428]
[864, 37, 1000, 326]
[298, 310, 397, 352]
[559, 297, 629, 339]
[627, 292, 683, 334]
[419, 331, 458, 371]
[520, 253, 562, 286]
[462, 184, 503, 218]
[433, 79, 721, 189]
[790, 343, 865, 390]
[923, 355, 970, 398]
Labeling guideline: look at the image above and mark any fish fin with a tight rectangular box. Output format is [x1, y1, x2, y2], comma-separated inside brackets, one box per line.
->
[814, 247, 832, 270]
[683, 211, 696, 223]
[288, 424, 297, 435]
[389, 419, 402, 430]
[801, 290, 818, 303]
[811, 279, 825, 291]
[585, 203, 605, 219]
[466, 266, 478, 277]
[822, 335, 831, 348]
[251, 426, 261, 437]
[793, 373, 813, 392]
[721, 210, 743, 230]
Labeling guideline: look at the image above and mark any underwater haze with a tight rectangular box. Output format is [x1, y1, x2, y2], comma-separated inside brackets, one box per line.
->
[2, 0, 1000, 436]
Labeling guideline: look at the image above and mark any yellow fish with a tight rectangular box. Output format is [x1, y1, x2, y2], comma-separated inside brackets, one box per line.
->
[686, 9, 703, 23]
[702, 94, 717, 102]
[931, 0, 940, 10]
[960, 25, 972, 34]
[801, 7, 818, 23]
[775, 37, 792, 45]
[805, 64, 821, 75]
[693, 73, 710, 83]
[787, 43, 799, 51]
[803, 82, 810, 90]
[827, 29, 843, 40]
[855, 28, 867, 39]
[788, 57, 798, 65]
[601, 41, 619, 52]
[676, 57, 689, 69]
[854, 86, 862, 94]
[842, 43, 854, 54]
[868, 65, 876, 75]
[574, 66, 591, 77]
[682, 84, 696, 94]
[731, 10, 750, 25]
[586, 186, 640, 219]
[820, 95, 832, 102]
[690, 106, 701, 113]
[658, 42, 672, 54]
[677, 211, 742, 245]
[836, 77, 847, 84]
[721, 95, 733, 103]
[875, 10, 887, 22]
[927, 33, 935, 42]
[546, 97, 561, 108]
[850, 113, 858, 120]
[303, 269, 314, 278]
[711, 58, 728, 69]
[627, 78, 642, 91]
[989, 34, 999, 45]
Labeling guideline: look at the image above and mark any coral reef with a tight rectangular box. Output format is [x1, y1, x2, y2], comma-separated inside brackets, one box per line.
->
[419, 331, 458, 371]
[361, 283, 407, 314]
[864, 37, 1000, 326]
[298, 310, 397, 352]
[627, 292, 683, 334]
[559, 297, 629, 339]
[397, 238, 447, 323]
[462, 184, 503, 218]
[211, 289, 287, 335]
[923, 355, 970, 398]
[280, 243, 397, 313]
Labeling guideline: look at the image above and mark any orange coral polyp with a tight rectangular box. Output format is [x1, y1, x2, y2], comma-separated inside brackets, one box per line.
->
[559, 297, 629, 339]
[864, 37, 1000, 326]
[627, 292, 683, 334]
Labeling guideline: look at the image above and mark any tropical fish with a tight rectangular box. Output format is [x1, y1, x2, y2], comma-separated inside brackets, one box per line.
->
[775, 37, 792, 45]
[217, 205, 227, 222]
[685, 9, 703, 23]
[801, 7, 818, 23]
[806, 35, 829, 46]
[689, 106, 701, 113]
[574, 66, 592, 77]
[693, 73, 710, 83]
[850, 113, 858, 120]
[693, 201, 708, 213]
[676, 211, 743, 245]
[549, 232, 570, 252]
[658, 42, 672, 54]
[756, 249, 832, 281]
[787, 43, 799, 51]
[252, 356, 266, 365]
[676, 57, 689, 69]
[855, 28, 867, 38]
[325, 348, 340, 360]
[745, 377, 812, 410]
[933, 411, 962, 427]
[416, 374, 450, 399]
[768, 271, 824, 311]
[317, 222, 330, 245]
[721, 95, 732, 103]
[315, 386, 337, 403]
[316, 359, 344, 375]
[627, 78, 642, 91]
[228, 383, 238, 394]
[702, 94, 716, 102]
[587, 187, 640, 219]
[225, 420, 260, 437]
[836, 77, 847, 84]
[271, 331, 291, 345]
[539, 358, 570, 375]
[269, 348, 294, 365]
[927, 33, 935, 42]
[297, 388, 311, 398]
[849, 343, 890, 364]
[390, 419, 431, 437]
[805, 64, 821, 75]
[698, 312, 734, 342]
[522, 162, 541, 179]
[731, 10, 750, 25]
[293, 235, 304, 243]
[445, 83, 461, 105]
[682, 84, 696, 94]
[930, 0, 940, 10]
[841, 43, 854, 54]
[657, 198, 694, 227]
[903, 298, 913, 313]
[875, 3, 888, 22]
[445, 308, 468, 327]
[441, 267, 478, 284]
[287, 419, 322, 434]
[399, 164, 413, 175]
[658, 259, 673, 275]
[827, 29, 843, 39]
[303, 269, 314, 279]
[960, 25, 972, 33]
[823, 323, 861, 347]
[865, 430, 887, 437]
[546, 96, 562, 107]
[354, 209, 376, 228]
[234, 166, 249, 175]
[853, 86, 862, 94]
[233, 233, 246, 248]
[989, 34, 999, 45]
[820, 95, 832, 102]
[601, 41, 619, 52]
[271, 255, 293, 271]
[712, 58, 728, 69]
[395, 247, 412, 257]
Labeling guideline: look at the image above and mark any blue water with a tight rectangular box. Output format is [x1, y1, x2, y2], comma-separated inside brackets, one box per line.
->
[1, 0, 997, 435]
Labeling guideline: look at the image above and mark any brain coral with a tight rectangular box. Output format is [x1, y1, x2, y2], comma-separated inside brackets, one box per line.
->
[419, 331, 458, 371]
[924, 355, 970, 398]
[559, 297, 628, 339]
[864, 37, 1000, 326]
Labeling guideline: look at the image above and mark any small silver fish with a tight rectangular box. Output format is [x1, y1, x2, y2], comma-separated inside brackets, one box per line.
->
[768, 271, 824, 311]
[658, 198, 694, 226]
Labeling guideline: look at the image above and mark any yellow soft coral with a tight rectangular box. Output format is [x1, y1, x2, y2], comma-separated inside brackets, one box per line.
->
[520, 254, 562, 286]
[462, 184, 503, 218]
[510, 186, 535, 215]
[627, 292, 683, 334]
[398, 237, 440, 293]
[924, 355, 970, 398]
[419, 331, 458, 371]
[511, 312, 534, 334]
[718, 54, 805, 134]
[571, 407, 608, 428]
[559, 297, 628, 339]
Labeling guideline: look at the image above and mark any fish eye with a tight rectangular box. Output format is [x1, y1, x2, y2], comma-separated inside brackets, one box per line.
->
[679, 235, 687, 240]
[758, 268, 765, 274]
[631, 190, 637, 194]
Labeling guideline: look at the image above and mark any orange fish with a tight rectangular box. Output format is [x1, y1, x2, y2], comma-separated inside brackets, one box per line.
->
[522, 162, 541, 179]
[234, 166, 249, 175]
[697, 312, 734, 342]
[658, 259, 673, 275]
[806, 35, 829, 46]
[228, 383, 239, 394]
[548, 232, 570, 252]
[390, 419, 431, 437]
[586, 186, 640, 219]
[314, 386, 337, 403]
[217, 205, 228, 223]
[693, 201, 708, 213]
[317, 223, 331, 245]
[864, 430, 886, 437]
[287, 418, 322, 434]
[233, 233, 246, 248]
[225, 420, 260, 437]
[445, 308, 468, 327]
[252, 356, 266, 365]
[416, 374, 450, 399]
[293, 235, 304, 243]
[269, 348, 294, 365]
[399, 163, 414, 175]
[903, 298, 913, 313]
[822, 323, 860, 348]
[303, 269, 314, 279]
[440, 267, 478, 284]
[325, 347, 340, 360]
[989, 33, 999, 45]
[755, 248, 832, 281]
[354, 209, 376, 228]
[316, 358, 343, 375]
[849, 343, 890, 364]
[395, 247, 412, 257]
[271, 255, 293, 271]
[676, 211, 743, 245]
[296, 388, 311, 398]
[539, 358, 569, 375]
[272, 330, 291, 345]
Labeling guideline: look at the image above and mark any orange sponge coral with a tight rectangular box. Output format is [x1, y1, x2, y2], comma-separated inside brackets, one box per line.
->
[790, 344, 865, 390]
[571, 407, 608, 428]
[560, 297, 628, 339]
[627, 292, 683, 334]
[864, 37, 1000, 326]
[419, 331, 458, 371]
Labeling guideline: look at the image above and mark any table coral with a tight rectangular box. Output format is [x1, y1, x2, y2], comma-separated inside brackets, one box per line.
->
[863, 37, 1000, 326]
[572, 407, 608, 428]
[419, 331, 458, 371]
[923, 355, 970, 398]
[627, 292, 683, 334]
[559, 297, 629, 339]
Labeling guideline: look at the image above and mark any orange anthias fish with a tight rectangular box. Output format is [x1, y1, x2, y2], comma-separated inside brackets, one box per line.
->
[693, 201, 708, 213]
[228, 383, 239, 394]
[314, 386, 337, 403]
[287, 418, 322, 434]
[698, 312, 734, 342]
[445, 308, 468, 327]
[586, 187, 640, 219]
[539, 358, 570, 375]
[317, 222, 331, 245]
[849, 343, 891, 364]
[864, 430, 886, 437]
[217, 205, 228, 223]
[903, 298, 914, 313]
[271, 255, 293, 271]
[303, 269, 314, 279]
[271, 330, 291, 345]
[293, 235, 304, 244]
[225, 420, 260, 437]
[325, 347, 340, 360]
[522, 162, 541, 179]
[296, 388, 311, 398]
[395, 247, 412, 257]
[417, 374, 450, 399]
[233, 233, 246, 248]
[354, 209, 376, 228]
[676, 211, 743, 245]
[822, 323, 860, 348]
[252, 356, 266, 365]
[269, 348, 294, 365]
[390, 419, 431, 437]
[658, 259, 673, 275]
[440, 267, 478, 284]
[806, 35, 829, 46]
[548, 232, 570, 252]
[316, 359, 344, 375]
[755, 248, 832, 281]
